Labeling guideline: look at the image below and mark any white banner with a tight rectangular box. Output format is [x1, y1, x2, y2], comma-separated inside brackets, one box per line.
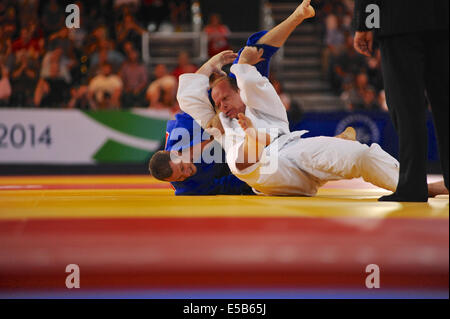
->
[0, 109, 171, 164]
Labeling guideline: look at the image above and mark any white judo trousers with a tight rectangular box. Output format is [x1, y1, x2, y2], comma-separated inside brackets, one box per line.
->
[255, 135, 400, 196]
[177, 64, 399, 196]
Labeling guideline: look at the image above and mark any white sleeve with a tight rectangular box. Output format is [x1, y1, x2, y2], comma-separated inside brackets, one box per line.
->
[177, 73, 215, 129]
[230, 64, 289, 124]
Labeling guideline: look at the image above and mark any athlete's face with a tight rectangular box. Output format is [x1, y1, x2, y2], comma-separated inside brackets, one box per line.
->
[211, 80, 246, 119]
[165, 157, 198, 182]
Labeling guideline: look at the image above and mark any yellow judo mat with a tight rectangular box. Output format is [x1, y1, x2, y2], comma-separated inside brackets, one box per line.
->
[0, 175, 448, 220]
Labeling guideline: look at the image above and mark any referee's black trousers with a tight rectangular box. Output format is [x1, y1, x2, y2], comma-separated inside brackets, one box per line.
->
[378, 30, 449, 198]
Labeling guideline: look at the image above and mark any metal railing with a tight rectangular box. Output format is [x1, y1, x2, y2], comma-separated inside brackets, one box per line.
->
[141, 32, 208, 66]
[141, 0, 282, 69]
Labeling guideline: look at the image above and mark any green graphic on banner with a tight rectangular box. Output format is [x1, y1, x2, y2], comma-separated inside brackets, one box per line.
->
[93, 139, 154, 163]
[83, 111, 168, 140]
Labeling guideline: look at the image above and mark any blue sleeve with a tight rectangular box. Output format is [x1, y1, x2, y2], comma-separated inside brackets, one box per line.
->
[229, 30, 280, 79]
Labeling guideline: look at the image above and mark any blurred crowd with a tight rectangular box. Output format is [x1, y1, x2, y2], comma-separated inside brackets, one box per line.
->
[0, 0, 201, 112]
[319, 0, 387, 111]
[0, 0, 388, 114]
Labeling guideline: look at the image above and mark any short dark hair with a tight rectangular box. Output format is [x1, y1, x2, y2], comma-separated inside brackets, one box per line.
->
[149, 151, 173, 181]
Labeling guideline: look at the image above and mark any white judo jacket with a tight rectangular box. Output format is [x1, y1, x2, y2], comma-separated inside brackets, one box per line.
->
[177, 64, 320, 196]
[178, 64, 400, 196]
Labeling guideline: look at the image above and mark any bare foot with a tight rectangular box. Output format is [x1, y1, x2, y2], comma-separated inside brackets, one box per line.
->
[336, 127, 357, 141]
[294, 0, 316, 22]
[428, 180, 449, 197]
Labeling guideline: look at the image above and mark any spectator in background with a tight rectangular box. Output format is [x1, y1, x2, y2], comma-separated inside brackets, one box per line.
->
[0, 62, 12, 106]
[116, 13, 146, 53]
[0, 25, 13, 70]
[10, 47, 40, 106]
[324, 14, 345, 54]
[26, 18, 45, 56]
[33, 61, 70, 108]
[204, 13, 231, 58]
[172, 51, 197, 80]
[89, 39, 125, 75]
[88, 63, 123, 109]
[40, 47, 74, 85]
[47, 28, 81, 85]
[120, 48, 148, 108]
[122, 41, 135, 57]
[322, 14, 345, 78]
[146, 64, 177, 111]
[360, 87, 380, 110]
[12, 26, 41, 54]
[329, 34, 366, 94]
[40, 0, 64, 37]
[48, 27, 75, 59]
[85, 25, 110, 55]
[341, 72, 380, 111]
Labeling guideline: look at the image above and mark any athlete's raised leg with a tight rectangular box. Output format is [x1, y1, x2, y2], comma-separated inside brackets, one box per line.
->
[257, 0, 316, 48]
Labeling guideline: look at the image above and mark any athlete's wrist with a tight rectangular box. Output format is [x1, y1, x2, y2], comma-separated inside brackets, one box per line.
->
[238, 58, 251, 65]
